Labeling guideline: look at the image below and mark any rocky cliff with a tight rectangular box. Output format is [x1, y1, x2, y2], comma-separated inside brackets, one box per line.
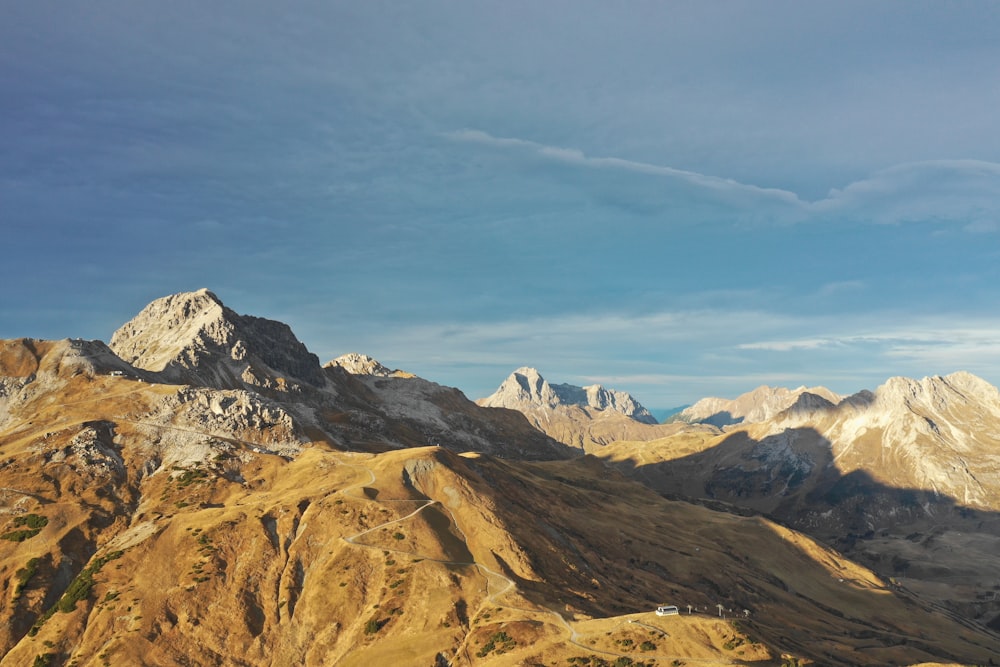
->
[479, 367, 656, 423]
[109, 289, 326, 391]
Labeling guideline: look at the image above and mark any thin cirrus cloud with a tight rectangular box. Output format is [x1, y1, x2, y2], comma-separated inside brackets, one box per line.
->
[737, 321, 1000, 366]
[444, 129, 806, 210]
[446, 129, 1000, 229]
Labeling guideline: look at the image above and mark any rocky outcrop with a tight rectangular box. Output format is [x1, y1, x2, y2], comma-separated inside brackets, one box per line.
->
[338, 370, 575, 460]
[325, 353, 412, 378]
[109, 289, 325, 391]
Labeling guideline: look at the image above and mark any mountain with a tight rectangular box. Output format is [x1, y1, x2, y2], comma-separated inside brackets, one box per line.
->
[110, 289, 327, 391]
[673, 384, 842, 427]
[104, 290, 570, 463]
[1, 380, 996, 665]
[479, 367, 657, 423]
[773, 371, 1000, 508]
[2, 292, 1000, 665]
[598, 371, 1000, 630]
[475, 367, 707, 452]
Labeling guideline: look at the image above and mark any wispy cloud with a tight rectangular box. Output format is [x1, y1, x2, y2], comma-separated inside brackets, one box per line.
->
[737, 320, 1000, 372]
[811, 159, 1000, 228]
[738, 339, 840, 352]
[444, 129, 806, 208]
[445, 129, 1000, 229]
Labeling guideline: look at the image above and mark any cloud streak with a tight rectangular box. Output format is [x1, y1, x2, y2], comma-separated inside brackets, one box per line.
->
[446, 129, 1000, 229]
[738, 320, 1000, 370]
[445, 128, 806, 208]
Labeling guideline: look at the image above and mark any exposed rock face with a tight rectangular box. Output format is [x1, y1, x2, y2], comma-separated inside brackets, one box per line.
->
[484, 367, 560, 407]
[674, 384, 841, 426]
[479, 367, 657, 423]
[474, 367, 694, 452]
[109, 289, 325, 391]
[770, 371, 1000, 510]
[325, 353, 412, 378]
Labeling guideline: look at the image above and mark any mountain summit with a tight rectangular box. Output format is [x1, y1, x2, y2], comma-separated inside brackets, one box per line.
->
[325, 353, 412, 378]
[109, 288, 325, 390]
[478, 367, 657, 423]
[473, 367, 704, 452]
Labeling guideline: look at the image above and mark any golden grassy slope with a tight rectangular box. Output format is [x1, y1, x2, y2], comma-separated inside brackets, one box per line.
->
[2, 367, 999, 665]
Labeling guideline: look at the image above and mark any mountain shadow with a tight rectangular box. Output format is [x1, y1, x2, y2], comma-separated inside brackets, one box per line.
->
[603, 426, 1000, 639]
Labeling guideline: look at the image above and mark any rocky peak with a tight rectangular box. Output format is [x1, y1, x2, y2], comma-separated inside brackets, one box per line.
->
[478, 367, 656, 422]
[774, 391, 838, 420]
[582, 384, 657, 424]
[873, 371, 1000, 412]
[109, 289, 324, 390]
[478, 367, 562, 410]
[677, 384, 841, 427]
[325, 353, 412, 378]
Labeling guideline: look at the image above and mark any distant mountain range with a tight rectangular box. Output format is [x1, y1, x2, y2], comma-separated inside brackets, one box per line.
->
[475, 367, 711, 452]
[1, 289, 998, 665]
[670, 384, 842, 426]
[477, 366, 657, 423]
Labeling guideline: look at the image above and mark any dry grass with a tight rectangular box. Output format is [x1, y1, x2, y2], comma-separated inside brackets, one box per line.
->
[2, 357, 999, 665]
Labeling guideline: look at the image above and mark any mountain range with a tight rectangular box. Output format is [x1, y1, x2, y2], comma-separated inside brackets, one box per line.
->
[596, 372, 1000, 631]
[1, 289, 999, 666]
[670, 384, 843, 427]
[475, 367, 709, 452]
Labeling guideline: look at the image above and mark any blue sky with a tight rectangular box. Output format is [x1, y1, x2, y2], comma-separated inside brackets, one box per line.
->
[4, 1, 1000, 407]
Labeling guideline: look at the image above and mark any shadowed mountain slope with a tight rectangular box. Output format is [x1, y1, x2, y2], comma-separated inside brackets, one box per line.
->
[599, 373, 1000, 630]
[2, 408, 998, 665]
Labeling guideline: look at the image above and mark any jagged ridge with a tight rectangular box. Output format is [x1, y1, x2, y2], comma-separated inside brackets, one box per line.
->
[478, 367, 657, 423]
